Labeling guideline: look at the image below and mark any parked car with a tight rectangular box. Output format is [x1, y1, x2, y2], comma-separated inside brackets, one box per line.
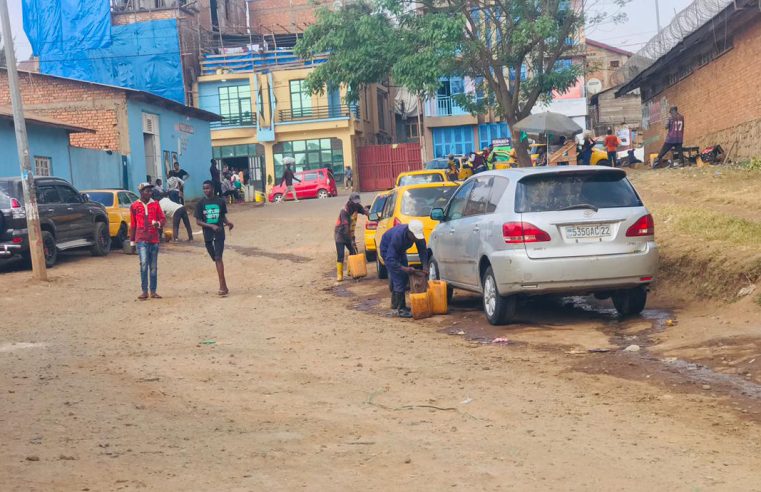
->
[268, 168, 338, 202]
[428, 167, 658, 324]
[0, 177, 111, 267]
[83, 188, 139, 248]
[395, 169, 449, 187]
[364, 191, 390, 262]
[374, 182, 459, 279]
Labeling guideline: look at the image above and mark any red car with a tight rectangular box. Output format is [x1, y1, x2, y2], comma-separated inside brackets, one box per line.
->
[268, 168, 338, 202]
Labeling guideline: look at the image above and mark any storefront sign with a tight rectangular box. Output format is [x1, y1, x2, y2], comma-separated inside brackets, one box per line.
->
[175, 123, 194, 134]
[492, 138, 512, 147]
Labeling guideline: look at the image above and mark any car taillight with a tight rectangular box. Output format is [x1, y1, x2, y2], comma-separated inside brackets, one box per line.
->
[393, 217, 402, 227]
[626, 214, 654, 237]
[10, 198, 21, 209]
[502, 222, 550, 244]
[366, 221, 378, 230]
[11, 237, 23, 244]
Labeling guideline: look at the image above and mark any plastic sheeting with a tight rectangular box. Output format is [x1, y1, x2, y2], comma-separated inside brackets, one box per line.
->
[23, 0, 111, 55]
[39, 19, 185, 103]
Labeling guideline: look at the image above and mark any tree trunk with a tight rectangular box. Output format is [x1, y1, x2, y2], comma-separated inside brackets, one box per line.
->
[506, 120, 532, 168]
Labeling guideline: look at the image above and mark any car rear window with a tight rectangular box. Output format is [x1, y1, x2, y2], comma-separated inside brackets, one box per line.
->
[399, 173, 445, 186]
[87, 192, 114, 207]
[401, 186, 457, 217]
[515, 171, 642, 213]
[0, 181, 20, 208]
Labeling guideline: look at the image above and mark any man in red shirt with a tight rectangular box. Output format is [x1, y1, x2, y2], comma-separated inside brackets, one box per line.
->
[604, 129, 621, 167]
[130, 183, 166, 300]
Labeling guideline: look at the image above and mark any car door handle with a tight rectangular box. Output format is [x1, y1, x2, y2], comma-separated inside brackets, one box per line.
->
[67, 207, 74, 211]
[448, 228, 455, 235]
[472, 226, 480, 233]
[47, 208, 54, 213]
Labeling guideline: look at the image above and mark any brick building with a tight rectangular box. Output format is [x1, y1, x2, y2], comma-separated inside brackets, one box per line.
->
[246, 0, 330, 34]
[585, 39, 632, 93]
[0, 70, 219, 199]
[617, 0, 761, 161]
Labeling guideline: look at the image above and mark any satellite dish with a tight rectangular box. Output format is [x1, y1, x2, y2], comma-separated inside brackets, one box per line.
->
[586, 78, 603, 95]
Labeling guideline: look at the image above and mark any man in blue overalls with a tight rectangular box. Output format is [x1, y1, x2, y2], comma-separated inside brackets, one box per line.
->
[379, 219, 428, 318]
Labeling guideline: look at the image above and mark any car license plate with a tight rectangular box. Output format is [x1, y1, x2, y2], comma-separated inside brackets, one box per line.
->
[566, 224, 611, 239]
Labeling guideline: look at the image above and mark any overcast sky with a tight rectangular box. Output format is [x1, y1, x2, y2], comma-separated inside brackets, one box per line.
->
[586, 0, 695, 53]
[6, 0, 695, 60]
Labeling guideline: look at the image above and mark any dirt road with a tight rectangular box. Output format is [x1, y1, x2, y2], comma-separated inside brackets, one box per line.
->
[2, 193, 761, 491]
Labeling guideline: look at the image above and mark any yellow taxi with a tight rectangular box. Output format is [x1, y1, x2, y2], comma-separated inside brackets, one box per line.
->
[83, 189, 139, 247]
[374, 182, 459, 278]
[363, 190, 390, 261]
[395, 169, 449, 187]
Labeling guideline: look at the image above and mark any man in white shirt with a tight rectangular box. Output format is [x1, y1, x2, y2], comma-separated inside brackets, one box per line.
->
[159, 197, 193, 241]
[166, 175, 185, 204]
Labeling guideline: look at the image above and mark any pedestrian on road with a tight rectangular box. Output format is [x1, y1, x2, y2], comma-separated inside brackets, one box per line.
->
[344, 165, 353, 190]
[130, 182, 166, 300]
[655, 106, 685, 167]
[604, 129, 621, 167]
[280, 157, 301, 202]
[166, 174, 184, 204]
[159, 196, 193, 242]
[580, 131, 595, 166]
[379, 220, 428, 318]
[334, 193, 368, 282]
[210, 159, 222, 196]
[195, 180, 234, 296]
[446, 154, 458, 181]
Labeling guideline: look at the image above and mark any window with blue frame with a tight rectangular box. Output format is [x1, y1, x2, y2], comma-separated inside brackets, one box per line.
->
[432, 126, 475, 158]
[478, 123, 511, 149]
[219, 85, 253, 127]
[435, 77, 467, 116]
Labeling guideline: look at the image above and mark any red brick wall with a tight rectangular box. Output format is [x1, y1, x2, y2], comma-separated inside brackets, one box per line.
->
[247, 0, 330, 33]
[0, 72, 128, 152]
[641, 19, 761, 160]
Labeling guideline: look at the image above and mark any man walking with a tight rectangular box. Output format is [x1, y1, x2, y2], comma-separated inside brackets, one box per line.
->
[344, 165, 353, 190]
[280, 157, 301, 202]
[655, 106, 685, 167]
[159, 196, 193, 242]
[379, 220, 428, 318]
[604, 129, 621, 167]
[210, 159, 222, 196]
[130, 183, 166, 300]
[195, 180, 234, 296]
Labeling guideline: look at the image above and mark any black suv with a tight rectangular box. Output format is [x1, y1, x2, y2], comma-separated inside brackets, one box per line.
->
[0, 177, 111, 267]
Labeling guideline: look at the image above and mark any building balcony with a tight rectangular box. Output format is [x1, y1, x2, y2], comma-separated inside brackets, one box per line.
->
[276, 105, 360, 124]
[210, 114, 256, 130]
[111, 0, 193, 12]
[425, 96, 470, 118]
[201, 49, 329, 76]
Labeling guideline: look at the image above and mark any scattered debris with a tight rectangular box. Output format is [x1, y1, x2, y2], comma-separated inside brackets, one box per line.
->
[25, 456, 40, 462]
[666, 319, 677, 327]
[624, 344, 641, 352]
[456, 330, 465, 336]
[588, 348, 611, 353]
[492, 338, 511, 345]
[460, 397, 473, 405]
[199, 339, 216, 345]
[702, 384, 712, 390]
[738, 284, 757, 297]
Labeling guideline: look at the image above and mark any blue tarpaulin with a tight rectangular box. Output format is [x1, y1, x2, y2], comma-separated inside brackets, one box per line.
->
[38, 19, 185, 103]
[23, 0, 111, 55]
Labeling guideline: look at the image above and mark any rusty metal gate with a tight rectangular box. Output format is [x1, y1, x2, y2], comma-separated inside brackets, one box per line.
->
[357, 143, 422, 192]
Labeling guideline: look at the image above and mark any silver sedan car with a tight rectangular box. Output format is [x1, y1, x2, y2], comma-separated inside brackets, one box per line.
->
[428, 166, 659, 325]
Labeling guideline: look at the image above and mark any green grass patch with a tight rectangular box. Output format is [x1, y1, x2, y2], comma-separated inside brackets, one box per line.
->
[655, 205, 761, 248]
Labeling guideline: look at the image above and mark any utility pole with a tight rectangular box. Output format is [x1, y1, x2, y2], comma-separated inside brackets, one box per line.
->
[655, 0, 662, 32]
[0, 0, 48, 281]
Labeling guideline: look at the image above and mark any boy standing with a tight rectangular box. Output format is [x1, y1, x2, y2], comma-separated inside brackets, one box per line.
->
[130, 183, 166, 300]
[195, 180, 234, 296]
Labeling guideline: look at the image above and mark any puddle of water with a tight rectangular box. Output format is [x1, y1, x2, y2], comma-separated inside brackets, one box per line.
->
[662, 358, 761, 399]
[0, 342, 46, 353]
[169, 242, 311, 263]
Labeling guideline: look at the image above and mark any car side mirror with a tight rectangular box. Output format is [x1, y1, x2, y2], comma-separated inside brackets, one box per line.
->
[431, 208, 445, 222]
[369, 212, 379, 222]
[81, 193, 89, 202]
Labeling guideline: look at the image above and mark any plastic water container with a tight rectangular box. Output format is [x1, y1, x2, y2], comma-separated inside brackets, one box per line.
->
[410, 292, 433, 320]
[428, 280, 449, 315]
[348, 253, 367, 279]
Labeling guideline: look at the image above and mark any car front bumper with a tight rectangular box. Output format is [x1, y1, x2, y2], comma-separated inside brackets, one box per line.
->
[490, 242, 659, 295]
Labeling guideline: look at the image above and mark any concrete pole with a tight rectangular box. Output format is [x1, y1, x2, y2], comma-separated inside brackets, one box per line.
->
[0, 0, 48, 281]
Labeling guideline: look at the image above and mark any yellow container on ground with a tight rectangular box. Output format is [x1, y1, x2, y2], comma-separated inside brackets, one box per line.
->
[348, 254, 367, 279]
[428, 280, 449, 315]
[410, 292, 433, 320]
[164, 230, 173, 241]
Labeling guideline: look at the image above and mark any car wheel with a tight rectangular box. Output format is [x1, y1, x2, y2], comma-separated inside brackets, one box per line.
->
[376, 253, 388, 279]
[273, 193, 284, 203]
[428, 256, 453, 303]
[481, 266, 516, 325]
[597, 159, 610, 167]
[42, 230, 57, 268]
[114, 223, 128, 248]
[317, 189, 329, 199]
[365, 250, 376, 262]
[90, 221, 111, 257]
[612, 286, 647, 317]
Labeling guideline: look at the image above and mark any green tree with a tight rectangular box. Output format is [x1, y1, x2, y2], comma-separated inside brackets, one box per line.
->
[295, 0, 626, 166]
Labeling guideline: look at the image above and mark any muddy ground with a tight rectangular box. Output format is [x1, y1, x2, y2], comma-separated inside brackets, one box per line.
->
[1, 183, 761, 491]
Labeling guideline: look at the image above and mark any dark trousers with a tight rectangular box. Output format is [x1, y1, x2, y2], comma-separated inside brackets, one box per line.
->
[386, 255, 409, 294]
[607, 151, 618, 167]
[172, 208, 193, 241]
[656, 142, 683, 162]
[335, 240, 357, 262]
[213, 180, 222, 196]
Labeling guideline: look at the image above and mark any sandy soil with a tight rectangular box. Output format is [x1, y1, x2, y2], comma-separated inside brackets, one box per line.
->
[2, 191, 761, 491]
